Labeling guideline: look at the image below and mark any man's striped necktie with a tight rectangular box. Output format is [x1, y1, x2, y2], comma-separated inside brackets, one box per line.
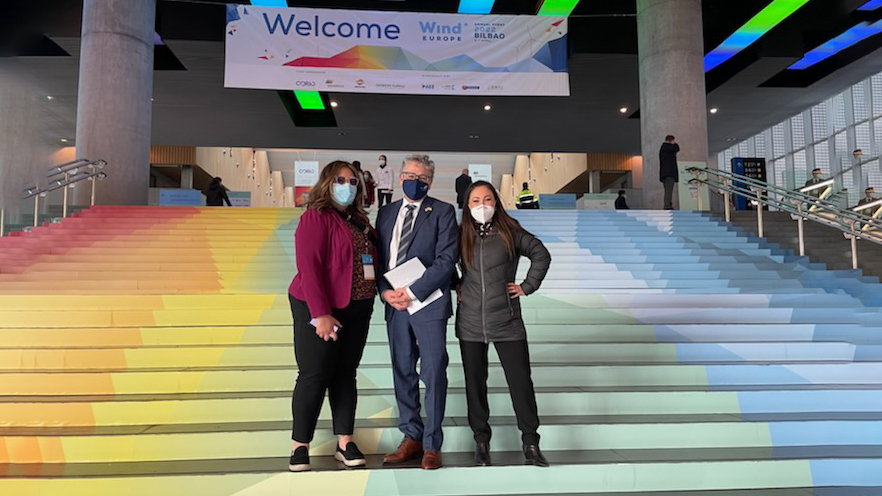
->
[397, 204, 417, 264]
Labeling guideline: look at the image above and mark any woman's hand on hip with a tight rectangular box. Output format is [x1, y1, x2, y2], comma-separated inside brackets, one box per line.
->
[314, 315, 342, 341]
[508, 283, 525, 299]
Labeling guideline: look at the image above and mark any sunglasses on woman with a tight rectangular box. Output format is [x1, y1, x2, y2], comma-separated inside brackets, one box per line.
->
[335, 176, 359, 186]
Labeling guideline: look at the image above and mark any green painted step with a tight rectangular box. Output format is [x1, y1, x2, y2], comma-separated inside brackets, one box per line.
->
[0, 341, 858, 371]
[3, 419, 876, 463]
[0, 459, 842, 496]
[4, 389, 860, 426]
[10, 323, 873, 348]
[6, 363, 882, 396]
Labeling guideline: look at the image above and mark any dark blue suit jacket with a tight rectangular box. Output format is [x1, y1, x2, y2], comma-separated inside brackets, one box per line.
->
[376, 196, 458, 324]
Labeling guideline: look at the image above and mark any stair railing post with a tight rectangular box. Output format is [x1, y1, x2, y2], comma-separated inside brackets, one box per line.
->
[724, 179, 731, 223]
[754, 187, 764, 238]
[851, 236, 859, 270]
[90, 176, 97, 206]
[33, 194, 40, 227]
[62, 172, 70, 218]
[697, 181, 704, 211]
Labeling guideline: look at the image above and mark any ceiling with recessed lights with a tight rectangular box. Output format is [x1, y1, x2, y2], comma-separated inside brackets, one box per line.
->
[3, 0, 882, 154]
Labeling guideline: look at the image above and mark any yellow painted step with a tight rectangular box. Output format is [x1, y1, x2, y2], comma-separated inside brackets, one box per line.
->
[3, 272, 222, 282]
[0, 294, 285, 311]
[0, 280, 221, 294]
[0, 325, 277, 348]
[33, 254, 291, 263]
[0, 345, 291, 370]
[0, 295, 165, 310]
[0, 308, 288, 328]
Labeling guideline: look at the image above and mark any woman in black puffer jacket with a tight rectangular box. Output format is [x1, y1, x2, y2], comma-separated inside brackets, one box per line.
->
[455, 181, 551, 468]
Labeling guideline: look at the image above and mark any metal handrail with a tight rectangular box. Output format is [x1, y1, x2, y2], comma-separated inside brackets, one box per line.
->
[14, 158, 107, 230]
[23, 169, 107, 199]
[687, 166, 881, 270]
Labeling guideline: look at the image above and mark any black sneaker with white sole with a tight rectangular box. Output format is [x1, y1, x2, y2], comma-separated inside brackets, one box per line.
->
[334, 442, 366, 467]
[288, 446, 310, 472]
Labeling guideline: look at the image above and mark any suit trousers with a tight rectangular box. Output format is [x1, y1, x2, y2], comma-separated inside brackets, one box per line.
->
[289, 295, 373, 443]
[459, 339, 540, 446]
[663, 177, 677, 210]
[387, 311, 449, 451]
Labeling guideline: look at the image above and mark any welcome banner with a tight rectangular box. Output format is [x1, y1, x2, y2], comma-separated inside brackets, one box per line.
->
[224, 5, 569, 96]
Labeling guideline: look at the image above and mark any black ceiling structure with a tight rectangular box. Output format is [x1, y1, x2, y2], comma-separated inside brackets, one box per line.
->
[3, 0, 882, 154]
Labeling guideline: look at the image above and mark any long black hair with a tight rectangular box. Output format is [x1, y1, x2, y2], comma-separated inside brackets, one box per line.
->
[459, 181, 524, 268]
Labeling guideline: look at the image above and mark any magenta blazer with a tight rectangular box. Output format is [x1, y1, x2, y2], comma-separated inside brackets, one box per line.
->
[288, 208, 376, 318]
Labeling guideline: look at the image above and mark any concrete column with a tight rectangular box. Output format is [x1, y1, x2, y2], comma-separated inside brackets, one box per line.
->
[181, 165, 194, 189]
[0, 64, 51, 225]
[74, 0, 156, 205]
[588, 171, 602, 193]
[637, 0, 709, 210]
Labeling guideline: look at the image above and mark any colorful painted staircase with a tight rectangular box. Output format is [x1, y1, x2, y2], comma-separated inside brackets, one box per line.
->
[1, 206, 882, 495]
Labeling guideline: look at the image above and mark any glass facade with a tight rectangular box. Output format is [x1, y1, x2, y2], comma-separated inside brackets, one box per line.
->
[719, 71, 882, 208]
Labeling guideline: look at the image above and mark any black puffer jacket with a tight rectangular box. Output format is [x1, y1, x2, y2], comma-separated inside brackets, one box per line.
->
[455, 227, 551, 343]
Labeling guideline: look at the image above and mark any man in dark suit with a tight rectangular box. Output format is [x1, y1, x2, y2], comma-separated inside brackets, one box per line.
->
[859, 186, 877, 206]
[659, 135, 679, 210]
[803, 168, 826, 198]
[376, 154, 458, 470]
[455, 168, 472, 209]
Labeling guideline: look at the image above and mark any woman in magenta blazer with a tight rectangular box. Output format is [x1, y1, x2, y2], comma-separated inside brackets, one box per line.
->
[287, 160, 377, 472]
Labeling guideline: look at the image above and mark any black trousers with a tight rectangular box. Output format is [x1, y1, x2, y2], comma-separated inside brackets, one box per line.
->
[377, 190, 393, 208]
[289, 295, 373, 443]
[459, 339, 540, 446]
[663, 177, 677, 209]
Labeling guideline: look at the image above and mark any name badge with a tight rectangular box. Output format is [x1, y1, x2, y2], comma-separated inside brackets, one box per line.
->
[362, 254, 375, 281]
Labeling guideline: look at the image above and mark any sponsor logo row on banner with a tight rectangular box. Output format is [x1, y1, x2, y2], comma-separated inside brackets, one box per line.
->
[294, 78, 502, 92]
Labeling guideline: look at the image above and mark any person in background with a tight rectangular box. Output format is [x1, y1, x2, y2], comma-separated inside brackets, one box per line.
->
[376, 154, 394, 208]
[356, 161, 376, 208]
[286, 160, 377, 472]
[362, 169, 377, 208]
[659, 135, 679, 210]
[455, 168, 472, 209]
[352, 160, 364, 198]
[376, 154, 458, 470]
[516, 182, 538, 209]
[456, 181, 552, 467]
[615, 190, 630, 210]
[205, 177, 232, 206]
[859, 187, 877, 206]
[803, 168, 826, 198]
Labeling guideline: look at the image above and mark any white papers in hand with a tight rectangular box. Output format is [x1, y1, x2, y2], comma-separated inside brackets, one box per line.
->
[384, 257, 443, 315]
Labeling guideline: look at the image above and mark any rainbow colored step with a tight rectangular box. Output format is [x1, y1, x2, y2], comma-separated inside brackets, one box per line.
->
[1, 206, 882, 495]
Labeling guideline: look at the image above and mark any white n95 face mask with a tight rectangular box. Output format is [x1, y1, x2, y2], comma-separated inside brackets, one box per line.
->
[471, 204, 495, 224]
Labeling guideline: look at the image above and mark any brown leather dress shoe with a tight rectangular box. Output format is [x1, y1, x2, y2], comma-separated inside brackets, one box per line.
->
[421, 450, 442, 470]
[383, 437, 423, 464]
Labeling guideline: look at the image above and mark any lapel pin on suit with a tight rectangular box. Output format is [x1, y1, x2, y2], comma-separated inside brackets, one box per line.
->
[425, 206, 433, 213]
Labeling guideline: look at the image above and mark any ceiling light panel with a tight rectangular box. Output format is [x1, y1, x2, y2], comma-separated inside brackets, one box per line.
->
[789, 20, 882, 69]
[704, 0, 812, 72]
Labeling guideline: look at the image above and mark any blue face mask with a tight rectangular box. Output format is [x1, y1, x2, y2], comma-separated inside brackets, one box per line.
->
[403, 179, 429, 201]
[332, 183, 357, 206]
